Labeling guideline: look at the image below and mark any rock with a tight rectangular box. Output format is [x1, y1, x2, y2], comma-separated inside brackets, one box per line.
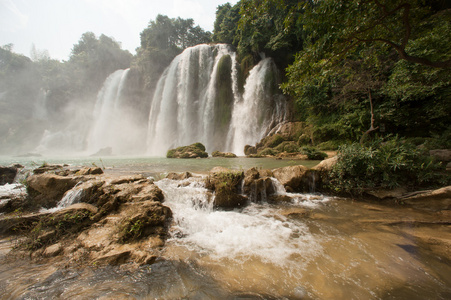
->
[429, 149, 451, 162]
[33, 164, 65, 174]
[27, 174, 80, 208]
[205, 171, 246, 208]
[210, 166, 231, 173]
[244, 145, 257, 155]
[242, 168, 274, 202]
[280, 207, 310, 218]
[0, 166, 18, 185]
[399, 186, 451, 211]
[268, 194, 292, 204]
[166, 172, 192, 180]
[166, 143, 208, 158]
[447, 162, 451, 171]
[272, 165, 310, 192]
[211, 151, 237, 158]
[43, 243, 63, 257]
[57, 203, 99, 215]
[366, 187, 407, 200]
[95, 250, 131, 266]
[312, 156, 338, 172]
[110, 174, 145, 185]
[77, 167, 103, 175]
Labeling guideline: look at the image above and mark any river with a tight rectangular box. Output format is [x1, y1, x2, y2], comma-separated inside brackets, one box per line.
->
[0, 157, 450, 299]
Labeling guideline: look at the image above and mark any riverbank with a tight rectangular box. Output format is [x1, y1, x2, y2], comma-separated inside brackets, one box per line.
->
[0, 162, 451, 299]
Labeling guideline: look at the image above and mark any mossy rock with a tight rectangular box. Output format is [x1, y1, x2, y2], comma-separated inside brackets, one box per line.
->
[211, 151, 237, 158]
[166, 143, 208, 158]
[258, 148, 280, 156]
[275, 141, 300, 153]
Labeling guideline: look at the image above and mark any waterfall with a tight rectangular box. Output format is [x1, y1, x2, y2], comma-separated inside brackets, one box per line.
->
[88, 69, 146, 155]
[147, 44, 287, 156]
[227, 58, 288, 155]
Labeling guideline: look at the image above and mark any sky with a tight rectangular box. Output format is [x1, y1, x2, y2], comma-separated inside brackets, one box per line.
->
[0, 0, 239, 61]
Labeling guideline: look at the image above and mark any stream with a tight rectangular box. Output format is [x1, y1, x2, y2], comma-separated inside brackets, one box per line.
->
[0, 158, 450, 299]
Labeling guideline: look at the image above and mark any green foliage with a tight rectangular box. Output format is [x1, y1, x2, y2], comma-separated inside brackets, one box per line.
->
[258, 148, 279, 156]
[166, 143, 208, 158]
[301, 146, 328, 160]
[275, 141, 299, 153]
[328, 137, 450, 194]
[135, 14, 211, 90]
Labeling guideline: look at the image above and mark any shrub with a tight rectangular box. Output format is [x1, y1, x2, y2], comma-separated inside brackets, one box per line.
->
[301, 146, 328, 160]
[275, 141, 300, 153]
[327, 137, 450, 194]
[258, 148, 280, 156]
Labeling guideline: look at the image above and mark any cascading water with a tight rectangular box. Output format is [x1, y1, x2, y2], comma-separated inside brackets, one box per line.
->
[88, 68, 145, 155]
[147, 44, 287, 156]
[227, 57, 288, 155]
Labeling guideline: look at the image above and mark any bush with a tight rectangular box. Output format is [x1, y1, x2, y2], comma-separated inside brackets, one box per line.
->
[317, 140, 342, 150]
[301, 146, 328, 160]
[258, 148, 280, 156]
[328, 137, 450, 194]
[275, 141, 300, 153]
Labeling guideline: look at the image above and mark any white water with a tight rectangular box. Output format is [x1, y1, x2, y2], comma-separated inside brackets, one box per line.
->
[147, 44, 287, 156]
[87, 69, 146, 155]
[156, 177, 324, 266]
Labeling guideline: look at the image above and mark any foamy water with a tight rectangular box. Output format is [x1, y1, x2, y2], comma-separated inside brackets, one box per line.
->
[156, 177, 325, 266]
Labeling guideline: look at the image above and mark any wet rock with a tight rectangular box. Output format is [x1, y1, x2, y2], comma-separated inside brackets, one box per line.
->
[33, 164, 65, 174]
[205, 171, 246, 208]
[210, 166, 231, 173]
[76, 167, 103, 175]
[166, 143, 208, 158]
[268, 194, 292, 204]
[109, 174, 145, 185]
[166, 172, 192, 180]
[0, 166, 18, 185]
[27, 174, 80, 208]
[211, 151, 237, 158]
[244, 145, 257, 155]
[366, 187, 407, 200]
[273, 165, 309, 192]
[95, 250, 131, 266]
[43, 243, 63, 257]
[399, 186, 451, 210]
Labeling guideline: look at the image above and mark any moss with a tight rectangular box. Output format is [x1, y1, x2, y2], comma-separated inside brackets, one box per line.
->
[166, 143, 209, 158]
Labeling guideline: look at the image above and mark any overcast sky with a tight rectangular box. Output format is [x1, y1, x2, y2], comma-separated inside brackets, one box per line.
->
[0, 0, 239, 61]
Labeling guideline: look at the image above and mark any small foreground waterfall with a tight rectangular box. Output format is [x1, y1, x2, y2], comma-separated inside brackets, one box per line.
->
[147, 44, 287, 156]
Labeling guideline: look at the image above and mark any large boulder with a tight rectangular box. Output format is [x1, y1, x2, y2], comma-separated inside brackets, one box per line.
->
[242, 167, 274, 202]
[205, 171, 246, 208]
[272, 165, 310, 192]
[399, 186, 451, 211]
[0, 166, 18, 185]
[27, 174, 80, 208]
[166, 143, 208, 158]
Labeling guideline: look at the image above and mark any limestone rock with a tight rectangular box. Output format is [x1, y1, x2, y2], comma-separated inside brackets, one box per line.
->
[312, 156, 338, 172]
[43, 243, 63, 257]
[166, 143, 208, 158]
[166, 172, 192, 180]
[27, 174, 80, 208]
[211, 151, 237, 158]
[0, 166, 18, 185]
[399, 186, 451, 211]
[429, 149, 451, 162]
[273, 165, 309, 192]
[77, 167, 103, 175]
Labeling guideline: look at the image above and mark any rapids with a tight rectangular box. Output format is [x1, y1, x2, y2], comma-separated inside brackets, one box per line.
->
[1, 174, 450, 299]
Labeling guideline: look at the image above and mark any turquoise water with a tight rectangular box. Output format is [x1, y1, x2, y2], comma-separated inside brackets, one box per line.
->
[0, 155, 320, 177]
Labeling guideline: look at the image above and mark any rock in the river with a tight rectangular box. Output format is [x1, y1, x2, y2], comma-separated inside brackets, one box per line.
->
[399, 186, 451, 210]
[205, 171, 246, 208]
[429, 149, 451, 162]
[166, 172, 192, 180]
[0, 166, 18, 185]
[211, 151, 237, 158]
[166, 143, 208, 158]
[272, 165, 310, 192]
[26, 174, 80, 208]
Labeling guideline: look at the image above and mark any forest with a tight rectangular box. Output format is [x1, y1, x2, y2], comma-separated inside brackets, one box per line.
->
[1, 0, 450, 190]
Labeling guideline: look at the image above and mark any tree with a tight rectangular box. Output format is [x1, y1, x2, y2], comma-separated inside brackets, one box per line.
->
[135, 15, 211, 90]
[301, 0, 451, 68]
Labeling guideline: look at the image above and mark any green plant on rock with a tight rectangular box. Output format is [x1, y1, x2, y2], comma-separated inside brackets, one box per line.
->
[327, 137, 450, 194]
[301, 146, 328, 160]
